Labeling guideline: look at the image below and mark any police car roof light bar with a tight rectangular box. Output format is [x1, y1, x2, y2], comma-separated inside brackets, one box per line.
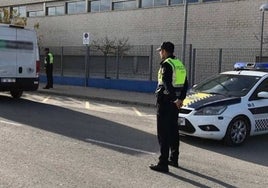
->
[234, 62, 268, 71]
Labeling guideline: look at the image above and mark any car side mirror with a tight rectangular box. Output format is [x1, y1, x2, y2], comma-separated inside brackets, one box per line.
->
[257, 91, 268, 98]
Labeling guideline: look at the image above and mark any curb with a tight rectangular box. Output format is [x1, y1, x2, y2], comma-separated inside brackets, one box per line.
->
[36, 89, 156, 108]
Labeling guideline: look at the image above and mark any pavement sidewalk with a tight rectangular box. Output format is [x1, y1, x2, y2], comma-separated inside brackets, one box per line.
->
[37, 83, 156, 107]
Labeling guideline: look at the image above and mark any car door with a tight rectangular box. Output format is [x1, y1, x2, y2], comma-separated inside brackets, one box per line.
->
[248, 77, 268, 135]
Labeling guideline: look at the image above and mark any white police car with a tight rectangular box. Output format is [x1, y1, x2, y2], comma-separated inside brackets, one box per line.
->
[178, 62, 268, 146]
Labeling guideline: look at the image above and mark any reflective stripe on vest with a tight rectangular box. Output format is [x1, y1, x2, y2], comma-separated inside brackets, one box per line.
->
[158, 58, 186, 88]
[45, 53, 54, 64]
[48, 53, 54, 64]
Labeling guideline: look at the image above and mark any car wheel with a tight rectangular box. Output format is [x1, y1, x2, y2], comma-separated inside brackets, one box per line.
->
[224, 116, 249, 146]
[10, 90, 23, 99]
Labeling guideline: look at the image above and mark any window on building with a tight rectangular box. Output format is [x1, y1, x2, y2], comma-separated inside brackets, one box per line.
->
[202, 0, 220, 2]
[67, 1, 86, 14]
[141, 0, 154, 8]
[141, 0, 167, 8]
[12, 6, 26, 17]
[90, 0, 111, 12]
[47, 6, 65, 16]
[170, 0, 198, 5]
[113, 0, 137, 10]
[91, 1, 101, 12]
[28, 10, 44, 17]
[154, 0, 166, 6]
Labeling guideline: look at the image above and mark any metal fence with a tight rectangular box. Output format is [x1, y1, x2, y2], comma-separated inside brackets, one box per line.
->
[40, 45, 263, 87]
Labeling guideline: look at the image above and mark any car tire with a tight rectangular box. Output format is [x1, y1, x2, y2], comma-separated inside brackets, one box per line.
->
[224, 116, 250, 146]
[10, 90, 23, 99]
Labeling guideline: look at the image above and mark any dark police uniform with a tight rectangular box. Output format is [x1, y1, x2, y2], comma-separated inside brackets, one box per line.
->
[150, 42, 188, 173]
[44, 48, 54, 89]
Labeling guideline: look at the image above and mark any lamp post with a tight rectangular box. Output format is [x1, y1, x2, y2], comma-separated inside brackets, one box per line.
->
[259, 3, 268, 62]
[182, 0, 188, 64]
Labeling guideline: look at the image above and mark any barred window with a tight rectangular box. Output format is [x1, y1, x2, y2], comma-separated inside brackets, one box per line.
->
[13, 6, 26, 17]
[141, 0, 166, 8]
[90, 0, 110, 12]
[67, 1, 85, 14]
[203, 0, 220, 2]
[28, 10, 44, 17]
[170, 0, 198, 5]
[113, 0, 137, 11]
[48, 6, 65, 16]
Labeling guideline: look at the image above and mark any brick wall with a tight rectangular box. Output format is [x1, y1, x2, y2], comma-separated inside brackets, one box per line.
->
[17, 0, 263, 50]
[1, 0, 266, 49]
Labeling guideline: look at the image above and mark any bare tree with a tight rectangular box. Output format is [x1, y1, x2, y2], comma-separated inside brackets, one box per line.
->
[34, 22, 44, 46]
[92, 36, 131, 79]
[0, 7, 27, 26]
[115, 37, 131, 57]
[0, 8, 11, 24]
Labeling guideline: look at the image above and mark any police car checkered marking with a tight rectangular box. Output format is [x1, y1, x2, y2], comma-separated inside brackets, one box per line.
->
[255, 119, 268, 132]
[183, 93, 213, 107]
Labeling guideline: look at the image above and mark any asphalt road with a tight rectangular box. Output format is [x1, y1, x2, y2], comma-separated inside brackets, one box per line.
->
[0, 93, 267, 188]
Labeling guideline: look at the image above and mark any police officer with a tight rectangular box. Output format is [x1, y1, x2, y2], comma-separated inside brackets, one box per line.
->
[150, 42, 188, 173]
[43, 48, 54, 89]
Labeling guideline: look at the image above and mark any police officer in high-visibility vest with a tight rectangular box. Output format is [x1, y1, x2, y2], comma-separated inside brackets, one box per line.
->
[150, 42, 188, 173]
[43, 48, 54, 89]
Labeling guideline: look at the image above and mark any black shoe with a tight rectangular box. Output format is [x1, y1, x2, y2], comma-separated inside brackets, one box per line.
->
[168, 160, 179, 168]
[43, 86, 50, 89]
[149, 164, 169, 173]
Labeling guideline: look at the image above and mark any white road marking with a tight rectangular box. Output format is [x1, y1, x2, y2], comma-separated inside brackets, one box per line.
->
[0, 120, 22, 127]
[132, 107, 142, 116]
[42, 96, 50, 103]
[85, 101, 90, 109]
[85, 138, 156, 155]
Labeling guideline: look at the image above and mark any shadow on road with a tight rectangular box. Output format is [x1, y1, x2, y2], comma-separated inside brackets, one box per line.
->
[0, 95, 159, 156]
[166, 166, 236, 188]
[180, 134, 268, 167]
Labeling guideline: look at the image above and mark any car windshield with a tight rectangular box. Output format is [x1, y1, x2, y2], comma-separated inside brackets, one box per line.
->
[192, 74, 261, 97]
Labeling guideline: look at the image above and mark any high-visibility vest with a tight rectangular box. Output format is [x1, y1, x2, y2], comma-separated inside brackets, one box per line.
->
[158, 58, 186, 88]
[45, 52, 54, 64]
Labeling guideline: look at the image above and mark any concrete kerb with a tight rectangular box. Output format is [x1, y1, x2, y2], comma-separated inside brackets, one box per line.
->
[35, 85, 156, 108]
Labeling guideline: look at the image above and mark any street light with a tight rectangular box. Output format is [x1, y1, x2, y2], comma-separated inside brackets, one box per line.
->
[181, 0, 188, 64]
[259, 3, 268, 62]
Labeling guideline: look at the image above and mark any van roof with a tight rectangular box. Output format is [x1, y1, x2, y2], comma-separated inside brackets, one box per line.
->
[0, 23, 34, 31]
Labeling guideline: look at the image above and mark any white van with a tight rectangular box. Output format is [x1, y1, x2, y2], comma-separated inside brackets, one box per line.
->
[0, 24, 40, 98]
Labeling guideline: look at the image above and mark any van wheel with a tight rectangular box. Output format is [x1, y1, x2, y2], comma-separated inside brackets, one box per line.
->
[10, 90, 23, 98]
[223, 116, 249, 146]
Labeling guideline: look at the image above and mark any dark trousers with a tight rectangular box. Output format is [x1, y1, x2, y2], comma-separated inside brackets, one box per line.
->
[45, 64, 53, 88]
[156, 99, 179, 166]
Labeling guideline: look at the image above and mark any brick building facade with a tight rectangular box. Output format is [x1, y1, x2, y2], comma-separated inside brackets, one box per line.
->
[1, 0, 267, 49]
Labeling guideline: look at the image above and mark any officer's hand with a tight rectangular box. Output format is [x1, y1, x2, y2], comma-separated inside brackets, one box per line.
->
[174, 99, 183, 109]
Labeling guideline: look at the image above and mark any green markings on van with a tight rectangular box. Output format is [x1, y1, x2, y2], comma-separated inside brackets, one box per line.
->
[0, 39, 33, 50]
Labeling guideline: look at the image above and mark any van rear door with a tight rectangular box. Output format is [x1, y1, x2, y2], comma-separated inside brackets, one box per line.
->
[15, 28, 36, 78]
[0, 26, 17, 77]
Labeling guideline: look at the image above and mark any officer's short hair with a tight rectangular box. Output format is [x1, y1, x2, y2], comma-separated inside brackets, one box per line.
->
[157, 42, 174, 54]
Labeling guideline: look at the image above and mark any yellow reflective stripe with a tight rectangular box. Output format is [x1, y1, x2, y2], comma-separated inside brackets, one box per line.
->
[158, 68, 163, 84]
[48, 53, 54, 64]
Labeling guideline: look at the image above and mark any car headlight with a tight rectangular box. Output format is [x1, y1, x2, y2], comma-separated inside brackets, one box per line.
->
[194, 105, 227, 115]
